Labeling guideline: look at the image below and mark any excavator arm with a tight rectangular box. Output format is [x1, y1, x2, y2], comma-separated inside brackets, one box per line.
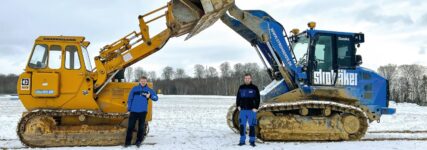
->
[220, 4, 299, 90]
[91, 0, 234, 92]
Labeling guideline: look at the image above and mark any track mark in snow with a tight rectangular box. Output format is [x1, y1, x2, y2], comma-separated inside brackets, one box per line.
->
[0, 139, 17, 141]
[368, 130, 427, 134]
[362, 138, 427, 141]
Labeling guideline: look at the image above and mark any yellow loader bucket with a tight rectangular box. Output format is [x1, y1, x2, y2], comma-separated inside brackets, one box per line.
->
[169, 0, 234, 39]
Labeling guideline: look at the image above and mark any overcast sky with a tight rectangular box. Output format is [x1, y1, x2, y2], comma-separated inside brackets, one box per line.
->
[0, 0, 426, 76]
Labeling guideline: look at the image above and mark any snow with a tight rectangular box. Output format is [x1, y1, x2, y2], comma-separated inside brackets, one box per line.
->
[260, 79, 284, 95]
[1, 95, 427, 149]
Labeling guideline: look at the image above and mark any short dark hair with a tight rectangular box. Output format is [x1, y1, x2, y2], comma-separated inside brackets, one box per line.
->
[140, 76, 148, 80]
[244, 73, 252, 77]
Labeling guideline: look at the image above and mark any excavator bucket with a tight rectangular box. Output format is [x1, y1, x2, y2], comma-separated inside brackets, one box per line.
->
[169, 0, 234, 39]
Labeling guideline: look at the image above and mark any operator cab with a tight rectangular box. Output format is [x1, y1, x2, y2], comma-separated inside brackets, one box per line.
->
[20, 36, 93, 98]
[290, 23, 364, 86]
[27, 36, 92, 72]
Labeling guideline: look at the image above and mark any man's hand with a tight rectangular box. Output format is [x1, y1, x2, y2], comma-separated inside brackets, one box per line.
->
[237, 107, 241, 111]
[146, 93, 151, 99]
[252, 108, 257, 112]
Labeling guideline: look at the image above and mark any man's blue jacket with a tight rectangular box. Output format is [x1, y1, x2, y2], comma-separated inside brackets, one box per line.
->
[127, 83, 158, 112]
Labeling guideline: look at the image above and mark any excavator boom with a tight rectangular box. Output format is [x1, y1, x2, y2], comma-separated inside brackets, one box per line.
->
[92, 0, 234, 92]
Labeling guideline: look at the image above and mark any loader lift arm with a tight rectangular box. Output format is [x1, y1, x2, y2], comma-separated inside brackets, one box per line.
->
[91, 5, 172, 90]
[91, 0, 234, 94]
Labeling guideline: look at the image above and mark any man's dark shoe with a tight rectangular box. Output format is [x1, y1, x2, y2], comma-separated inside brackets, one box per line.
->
[238, 142, 245, 146]
[123, 144, 131, 148]
[136, 142, 142, 148]
[250, 142, 256, 147]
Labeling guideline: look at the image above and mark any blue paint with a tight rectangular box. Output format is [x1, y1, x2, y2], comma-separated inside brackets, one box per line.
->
[221, 9, 395, 120]
[127, 84, 158, 113]
[239, 110, 257, 143]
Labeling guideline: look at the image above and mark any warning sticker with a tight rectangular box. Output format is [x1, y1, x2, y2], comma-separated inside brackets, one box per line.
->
[123, 53, 133, 62]
[21, 78, 30, 90]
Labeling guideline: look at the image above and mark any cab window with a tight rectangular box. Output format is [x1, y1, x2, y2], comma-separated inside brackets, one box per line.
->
[337, 36, 354, 68]
[29, 44, 48, 69]
[292, 35, 309, 65]
[65, 46, 81, 70]
[48, 45, 62, 69]
[81, 46, 92, 71]
[314, 35, 333, 71]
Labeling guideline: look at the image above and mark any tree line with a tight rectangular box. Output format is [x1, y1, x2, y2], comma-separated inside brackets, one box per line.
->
[125, 62, 272, 96]
[0, 74, 19, 94]
[1, 63, 426, 106]
[377, 64, 427, 105]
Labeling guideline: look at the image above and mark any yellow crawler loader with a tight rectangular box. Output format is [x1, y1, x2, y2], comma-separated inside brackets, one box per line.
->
[16, 0, 233, 147]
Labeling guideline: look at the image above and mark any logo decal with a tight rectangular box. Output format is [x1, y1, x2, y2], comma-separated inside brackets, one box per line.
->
[21, 78, 30, 90]
[313, 69, 358, 86]
[338, 37, 350, 41]
[270, 28, 294, 68]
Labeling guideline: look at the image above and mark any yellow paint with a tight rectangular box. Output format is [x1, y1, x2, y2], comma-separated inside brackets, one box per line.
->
[31, 72, 59, 97]
[97, 82, 154, 121]
[19, 37, 155, 118]
[19, 36, 155, 119]
[19, 36, 100, 111]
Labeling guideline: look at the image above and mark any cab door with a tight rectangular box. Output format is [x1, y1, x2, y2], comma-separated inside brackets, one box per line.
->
[309, 34, 335, 86]
[309, 33, 358, 87]
[28, 44, 61, 98]
[60, 45, 86, 96]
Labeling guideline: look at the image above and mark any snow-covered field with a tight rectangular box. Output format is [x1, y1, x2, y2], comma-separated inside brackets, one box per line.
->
[1, 95, 427, 150]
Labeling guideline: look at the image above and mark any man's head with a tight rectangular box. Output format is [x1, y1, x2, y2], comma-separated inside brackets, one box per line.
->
[244, 73, 252, 85]
[139, 76, 148, 86]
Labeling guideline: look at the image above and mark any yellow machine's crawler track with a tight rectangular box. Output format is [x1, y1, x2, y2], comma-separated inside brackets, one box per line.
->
[17, 110, 148, 147]
[227, 101, 368, 141]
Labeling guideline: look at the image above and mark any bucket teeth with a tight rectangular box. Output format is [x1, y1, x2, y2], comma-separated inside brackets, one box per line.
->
[185, 0, 234, 40]
[170, 0, 234, 39]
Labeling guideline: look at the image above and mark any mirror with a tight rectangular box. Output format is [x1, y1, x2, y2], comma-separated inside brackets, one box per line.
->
[356, 55, 363, 66]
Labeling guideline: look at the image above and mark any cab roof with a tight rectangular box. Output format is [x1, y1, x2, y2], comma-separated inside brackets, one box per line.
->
[36, 36, 85, 43]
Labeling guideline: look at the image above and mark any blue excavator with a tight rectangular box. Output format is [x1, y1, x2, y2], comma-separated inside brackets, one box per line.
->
[220, 4, 396, 141]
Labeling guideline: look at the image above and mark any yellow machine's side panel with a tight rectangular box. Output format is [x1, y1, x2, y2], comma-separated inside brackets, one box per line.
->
[20, 77, 99, 111]
[97, 82, 154, 121]
[31, 72, 59, 97]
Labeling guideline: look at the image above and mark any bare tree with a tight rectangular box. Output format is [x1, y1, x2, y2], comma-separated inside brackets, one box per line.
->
[220, 62, 231, 78]
[175, 68, 187, 79]
[399, 64, 425, 102]
[377, 64, 398, 81]
[206, 67, 218, 78]
[377, 64, 398, 102]
[134, 67, 147, 81]
[125, 67, 133, 82]
[148, 71, 157, 81]
[194, 64, 205, 79]
[420, 75, 427, 105]
[219, 62, 232, 95]
[233, 63, 244, 77]
[162, 66, 175, 80]
[243, 63, 260, 74]
[0, 74, 19, 94]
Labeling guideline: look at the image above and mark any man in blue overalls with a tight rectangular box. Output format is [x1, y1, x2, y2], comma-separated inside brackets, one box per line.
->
[236, 73, 260, 147]
[125, 76, 158, 147]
